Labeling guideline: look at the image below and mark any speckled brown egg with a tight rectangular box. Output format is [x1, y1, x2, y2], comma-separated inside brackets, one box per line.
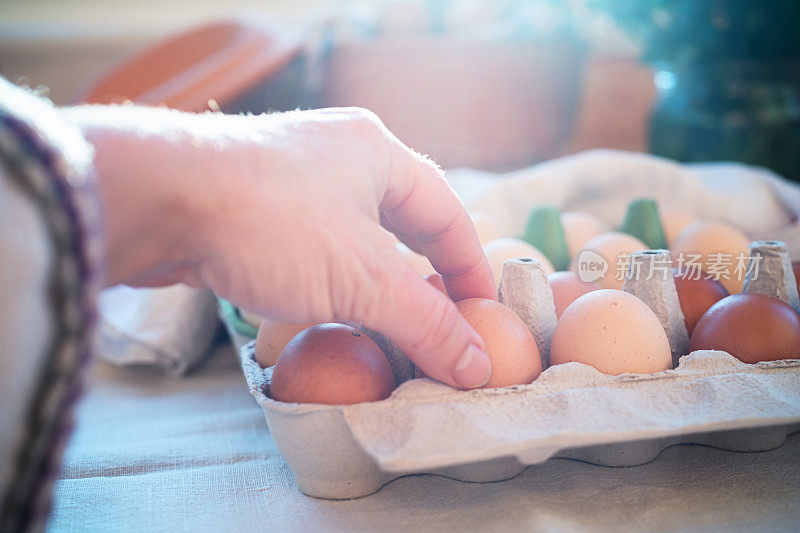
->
[689, 293, 800, 363]
[255, 319, 316, 368]
[673, 269, 729, 335]
[456, 298, 542, 388]
[550, 289, 673, 375]
[270, 323, 396, 404]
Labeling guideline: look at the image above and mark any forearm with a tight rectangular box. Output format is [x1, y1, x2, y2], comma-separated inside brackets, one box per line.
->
[61, 105, 259, 286]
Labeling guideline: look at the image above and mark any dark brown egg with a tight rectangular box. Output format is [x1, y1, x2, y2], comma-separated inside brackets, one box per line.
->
[270, 323, 396, 405]
[793, 261, 800, 294]
[673, 269, 729, 335]
[689, 293, 800, 363]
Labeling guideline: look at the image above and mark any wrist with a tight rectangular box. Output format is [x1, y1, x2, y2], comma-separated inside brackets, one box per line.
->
[62, 105, 211, 286]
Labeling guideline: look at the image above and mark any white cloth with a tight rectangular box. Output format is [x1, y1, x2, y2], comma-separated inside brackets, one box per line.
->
[94, 284, 220, 375]
[449, 149, 800, 254]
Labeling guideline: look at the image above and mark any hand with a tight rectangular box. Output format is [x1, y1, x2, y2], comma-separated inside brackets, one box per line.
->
[66, 106, 496, 389]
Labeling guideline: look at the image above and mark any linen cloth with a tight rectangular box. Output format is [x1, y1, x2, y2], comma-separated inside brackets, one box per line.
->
[94, 284, 219, 376]
[48, 344, 800, 532]
[450, 150, 797, 247]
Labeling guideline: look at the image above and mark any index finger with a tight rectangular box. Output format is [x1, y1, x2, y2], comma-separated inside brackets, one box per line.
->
[380, 147, 496, 302]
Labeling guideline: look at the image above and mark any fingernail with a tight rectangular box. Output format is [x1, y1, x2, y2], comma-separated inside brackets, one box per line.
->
[453, 344, 492, 389]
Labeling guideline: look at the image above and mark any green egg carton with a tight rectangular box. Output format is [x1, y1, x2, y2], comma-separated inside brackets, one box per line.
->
[218, 297, 259, 350]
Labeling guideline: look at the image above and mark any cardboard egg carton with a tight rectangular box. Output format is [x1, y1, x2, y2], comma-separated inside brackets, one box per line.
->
[241, 342, 800, 500]
[238, 153, 800, 498]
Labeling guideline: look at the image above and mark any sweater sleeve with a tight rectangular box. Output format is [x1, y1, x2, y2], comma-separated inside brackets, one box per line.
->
[0, 78, 105, 532]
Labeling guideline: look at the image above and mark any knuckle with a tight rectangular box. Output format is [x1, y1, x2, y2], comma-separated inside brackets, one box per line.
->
[343, 108, 386, 138]
[414, 297, 461, 355]
[337, 250, 394, 323]
[343, 107, 382, 125]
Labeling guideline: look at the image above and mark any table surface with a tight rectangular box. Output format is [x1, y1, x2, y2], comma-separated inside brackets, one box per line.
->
[48, 343, 800, 532]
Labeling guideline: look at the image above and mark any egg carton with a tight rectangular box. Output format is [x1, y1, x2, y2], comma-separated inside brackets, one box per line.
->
[241, 342, 800, 499]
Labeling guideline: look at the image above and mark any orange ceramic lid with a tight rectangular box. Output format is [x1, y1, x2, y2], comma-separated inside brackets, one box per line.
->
[76, 19, 302, 111]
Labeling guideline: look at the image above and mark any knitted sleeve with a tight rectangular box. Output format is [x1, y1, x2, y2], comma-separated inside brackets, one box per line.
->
[0, 78, 104, 532]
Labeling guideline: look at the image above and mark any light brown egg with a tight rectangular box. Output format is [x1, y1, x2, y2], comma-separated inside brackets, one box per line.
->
[254, 319, 316, 368]
[238, 309, 264, 328]
[561, 211, 610, 258]
[659, 207, 698, 246]
[571, 232, 648, 290]
[689, 293, 800, 363]
[484, 237, 555, 286]
[673, 269, 729, 335]
[470, 212, 505, 245]
[547, 271, 601, 318]
[456, 298, 542, 388]
[270, 323, 396, 405]
[550, 289, 673, 375]
[397, 243, 435, 277]
[670, 220, 750, 294]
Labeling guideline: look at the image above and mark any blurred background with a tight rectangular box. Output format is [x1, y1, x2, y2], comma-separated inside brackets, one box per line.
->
[1, 0, 798, 178]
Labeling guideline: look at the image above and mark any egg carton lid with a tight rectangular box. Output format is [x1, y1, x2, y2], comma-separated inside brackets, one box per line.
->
[242, 345, 800, 474]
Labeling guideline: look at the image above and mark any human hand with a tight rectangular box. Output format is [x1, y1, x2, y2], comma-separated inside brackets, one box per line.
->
[67, 106, 496, 388]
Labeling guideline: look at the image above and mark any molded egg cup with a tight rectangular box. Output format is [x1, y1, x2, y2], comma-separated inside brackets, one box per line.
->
[522, 205, 571, 271]
[622, 250, 690, 367]
[498, 258, 557, 369]
[621, 198, 668, 250]
[743, 240, 800, 315]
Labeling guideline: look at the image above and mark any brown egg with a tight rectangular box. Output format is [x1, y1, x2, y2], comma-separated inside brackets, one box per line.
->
[571, 232, 648, 290]
[455, 298, 541, 388]
[483, 238, 555, 286]
[397, 243, 435, 277]
[550, 289, 673, 375]
[689, 293, 800, 363]
[561, 211, 610, 258]
[670, 220, 750, 294]
[793, 261, 800, 294]
[673, 269, 729, 335]
[270, 323, 396, 405]
[659, 207, 697, 246]
[425, 273, 448, 295]
[255, 319, 316, 368]
[470, 212, 505, 245]
[547, 271, 601, 318]
[238, 309, 264, 328]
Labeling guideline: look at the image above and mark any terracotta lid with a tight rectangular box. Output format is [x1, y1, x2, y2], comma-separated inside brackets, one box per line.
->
[76, 19, 303, 111]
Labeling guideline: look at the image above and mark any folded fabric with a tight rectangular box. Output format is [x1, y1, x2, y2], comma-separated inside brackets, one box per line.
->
[449, 149, 799, 250]
[93, 284, 220, 376]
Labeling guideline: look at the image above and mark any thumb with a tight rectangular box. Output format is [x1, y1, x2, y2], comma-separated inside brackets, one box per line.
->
[362, 257, 492, 389]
